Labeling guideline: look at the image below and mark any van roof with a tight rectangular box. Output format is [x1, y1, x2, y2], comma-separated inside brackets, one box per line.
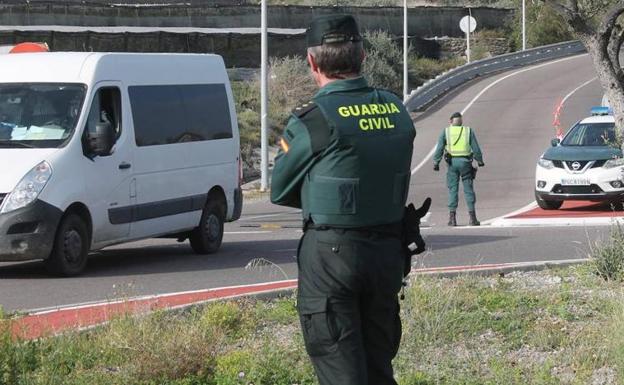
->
[0, 52, 227, 85]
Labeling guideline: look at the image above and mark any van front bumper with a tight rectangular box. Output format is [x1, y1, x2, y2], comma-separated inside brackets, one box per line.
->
[0, 200, 63, 261]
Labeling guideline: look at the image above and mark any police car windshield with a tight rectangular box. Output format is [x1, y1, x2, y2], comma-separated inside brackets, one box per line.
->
[561, 122, 616, 147]
[0, 83, 86, 149]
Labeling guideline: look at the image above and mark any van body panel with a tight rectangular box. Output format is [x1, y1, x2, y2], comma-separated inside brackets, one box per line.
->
[0, 52, 241, 263]
[0, 148, 57, 193]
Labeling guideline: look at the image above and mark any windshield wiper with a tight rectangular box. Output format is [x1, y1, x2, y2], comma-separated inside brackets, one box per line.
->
[0, 141, 37, 149]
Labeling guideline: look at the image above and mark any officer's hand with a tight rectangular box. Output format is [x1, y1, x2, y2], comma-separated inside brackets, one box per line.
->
[433, 164, 440, 172]
[478, 162, 485, 167]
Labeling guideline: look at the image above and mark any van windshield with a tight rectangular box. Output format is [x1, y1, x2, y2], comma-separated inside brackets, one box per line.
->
[561, 122, 616, 147]
[0, 83, 86, 149]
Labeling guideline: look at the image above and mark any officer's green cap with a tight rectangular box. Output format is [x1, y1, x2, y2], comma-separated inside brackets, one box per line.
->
[450, 112, 462, 119]
[306, 14, 362, 47]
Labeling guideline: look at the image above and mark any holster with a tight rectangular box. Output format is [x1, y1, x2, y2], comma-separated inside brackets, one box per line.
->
[401, 198, 431, 277]
[444, 152, 452, 164]
[472, 165, 478, 180]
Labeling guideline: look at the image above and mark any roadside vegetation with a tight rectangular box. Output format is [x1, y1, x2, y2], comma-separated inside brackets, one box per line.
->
[2, 260, 624, 385]
[233, 30, 468, 175]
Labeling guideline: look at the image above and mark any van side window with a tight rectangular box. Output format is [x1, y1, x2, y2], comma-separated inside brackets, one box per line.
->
[85, 87, 122, 142]
[129, 84, 233, 147]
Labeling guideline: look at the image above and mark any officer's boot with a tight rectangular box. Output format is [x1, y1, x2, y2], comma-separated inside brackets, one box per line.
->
[448, 211, 457, 226]
[469, 211, 480, 226]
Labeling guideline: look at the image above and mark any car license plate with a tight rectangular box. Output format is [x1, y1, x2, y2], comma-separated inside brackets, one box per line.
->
[561, 178, 590, 186]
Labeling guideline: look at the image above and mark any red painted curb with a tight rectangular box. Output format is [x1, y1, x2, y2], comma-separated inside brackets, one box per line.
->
[11, 280, 297, 340]
[509, 201, 623, 219]
[8, 260, 562, 340]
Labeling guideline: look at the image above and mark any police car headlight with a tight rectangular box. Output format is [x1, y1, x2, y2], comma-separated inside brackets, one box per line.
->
[0, 161, 52, 214]
[603, 158, 624, 169]
[538, 158, 554, 169]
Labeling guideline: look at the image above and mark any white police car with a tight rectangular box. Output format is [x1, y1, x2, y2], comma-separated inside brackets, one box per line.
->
[535, 107, 624, 209]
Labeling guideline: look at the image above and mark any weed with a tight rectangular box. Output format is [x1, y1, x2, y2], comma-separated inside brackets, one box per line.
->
[591, 223, 624, 281]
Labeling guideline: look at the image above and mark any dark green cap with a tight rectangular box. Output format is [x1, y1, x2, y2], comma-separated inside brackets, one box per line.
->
[306, 14, 362, 47]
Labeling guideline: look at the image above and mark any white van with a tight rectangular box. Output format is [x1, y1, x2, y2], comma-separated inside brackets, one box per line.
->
[0, 52, 243, 275]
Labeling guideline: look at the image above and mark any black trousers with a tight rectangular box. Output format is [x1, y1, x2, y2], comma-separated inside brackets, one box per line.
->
[297, 228, 404, 385]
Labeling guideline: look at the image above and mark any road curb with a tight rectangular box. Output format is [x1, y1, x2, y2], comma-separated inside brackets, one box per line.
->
[9, 258, 589, 340]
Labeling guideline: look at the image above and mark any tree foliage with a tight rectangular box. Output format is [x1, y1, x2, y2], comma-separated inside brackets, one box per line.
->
[544, 0, 624, 137]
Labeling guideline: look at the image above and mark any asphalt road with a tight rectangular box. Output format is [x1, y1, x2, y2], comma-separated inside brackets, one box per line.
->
[0, 54, 612, 312]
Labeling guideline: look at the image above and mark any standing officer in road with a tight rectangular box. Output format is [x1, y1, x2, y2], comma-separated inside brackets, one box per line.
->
[433, 112, 484, 226]
[271, 14, 417, 385]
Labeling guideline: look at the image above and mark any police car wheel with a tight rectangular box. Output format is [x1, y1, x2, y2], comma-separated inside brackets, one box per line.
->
[536, 195, 563, 210]
[45, 214, 90, 276]
[190, 199, 225, 254]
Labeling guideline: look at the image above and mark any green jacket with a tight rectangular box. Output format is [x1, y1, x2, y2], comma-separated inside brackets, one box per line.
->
[270, 77, 416, 227]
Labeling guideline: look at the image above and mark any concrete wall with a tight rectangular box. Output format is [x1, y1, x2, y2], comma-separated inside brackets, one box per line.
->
[0, 3, 514, 38]
[0, 29, 307, 67]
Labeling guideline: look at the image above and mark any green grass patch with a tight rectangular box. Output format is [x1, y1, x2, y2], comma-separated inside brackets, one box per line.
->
[2, 267, 623, 384]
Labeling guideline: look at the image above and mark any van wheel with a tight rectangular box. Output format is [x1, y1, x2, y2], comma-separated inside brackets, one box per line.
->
[535, 194, 563, 210]
[190, 199, 225, 254]
[45, 214, 90, 276]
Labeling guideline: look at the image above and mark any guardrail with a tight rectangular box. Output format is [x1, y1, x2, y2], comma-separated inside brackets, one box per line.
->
[405, 40, 586, 112]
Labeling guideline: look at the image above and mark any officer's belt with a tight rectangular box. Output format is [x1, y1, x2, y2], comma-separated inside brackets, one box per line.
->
[303, 220, 402, 238]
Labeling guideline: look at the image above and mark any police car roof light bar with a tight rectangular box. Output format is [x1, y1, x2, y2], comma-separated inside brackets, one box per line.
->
[590, 106, 612, 116]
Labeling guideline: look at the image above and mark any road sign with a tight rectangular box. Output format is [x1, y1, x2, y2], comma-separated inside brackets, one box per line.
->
[459, 16, 477, 34]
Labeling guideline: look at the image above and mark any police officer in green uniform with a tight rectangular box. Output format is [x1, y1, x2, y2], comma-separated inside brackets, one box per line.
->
[270, 14, 416, 385]
[433, 112, 484, 226]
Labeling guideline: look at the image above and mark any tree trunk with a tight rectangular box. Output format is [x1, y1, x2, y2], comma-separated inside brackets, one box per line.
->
[582, 36, 624, 144]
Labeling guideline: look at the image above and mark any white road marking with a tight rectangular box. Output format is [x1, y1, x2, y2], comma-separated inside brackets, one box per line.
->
[561, 77, 597, 106]
[225, 231, 273, 235]
[239, 209, 300, 221]
[490, 216, 623, 228]
[481, 201, 538, 226]
[411, 54, 588, 176]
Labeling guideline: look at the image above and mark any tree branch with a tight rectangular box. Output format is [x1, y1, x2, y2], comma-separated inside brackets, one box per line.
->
[544, 0, 593, 37]
[598, 3, 624, 40]
[608, 24, 624, 82]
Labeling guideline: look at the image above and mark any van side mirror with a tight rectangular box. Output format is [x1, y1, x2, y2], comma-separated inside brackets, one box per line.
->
[551, 138, 560, 147]
[87, 121, 115, 156]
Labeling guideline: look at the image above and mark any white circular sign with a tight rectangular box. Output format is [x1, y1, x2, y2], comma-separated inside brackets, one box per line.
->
[459, 16, 477, 33]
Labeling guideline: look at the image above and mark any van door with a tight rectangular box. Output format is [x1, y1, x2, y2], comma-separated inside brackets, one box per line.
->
[82, 83, 135, 245]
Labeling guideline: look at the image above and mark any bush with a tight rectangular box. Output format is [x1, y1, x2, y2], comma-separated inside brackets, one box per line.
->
[592, 223, 624, 281]
[362, 30, 404, 95]
[409, 56, 465, 86]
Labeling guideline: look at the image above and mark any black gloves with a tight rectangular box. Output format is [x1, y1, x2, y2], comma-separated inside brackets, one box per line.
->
[433, 164, 440, 171]
[478, 162, 485, 167]
[402, 197, 432, 277]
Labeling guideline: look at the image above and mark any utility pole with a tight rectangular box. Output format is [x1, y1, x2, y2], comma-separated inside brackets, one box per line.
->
[466, 9, 471, 63]
[260, 0, 269, 191]
[403, 0, 409, 102]
[522, 0, 526, 50]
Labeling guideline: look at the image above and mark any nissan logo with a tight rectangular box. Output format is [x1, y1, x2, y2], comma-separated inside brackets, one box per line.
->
[572, 161, 581, 170]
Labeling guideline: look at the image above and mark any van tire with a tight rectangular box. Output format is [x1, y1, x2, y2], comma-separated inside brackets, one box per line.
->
[45, 214, 90, 276]
[190, 199, 225, 254]
[535, 194, 563, 210]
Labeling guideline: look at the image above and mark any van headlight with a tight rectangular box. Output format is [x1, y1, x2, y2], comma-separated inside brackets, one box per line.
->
[538, 158, 554, 169]
[603, 158, 624, 169]
[0, 161, 52, 214]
